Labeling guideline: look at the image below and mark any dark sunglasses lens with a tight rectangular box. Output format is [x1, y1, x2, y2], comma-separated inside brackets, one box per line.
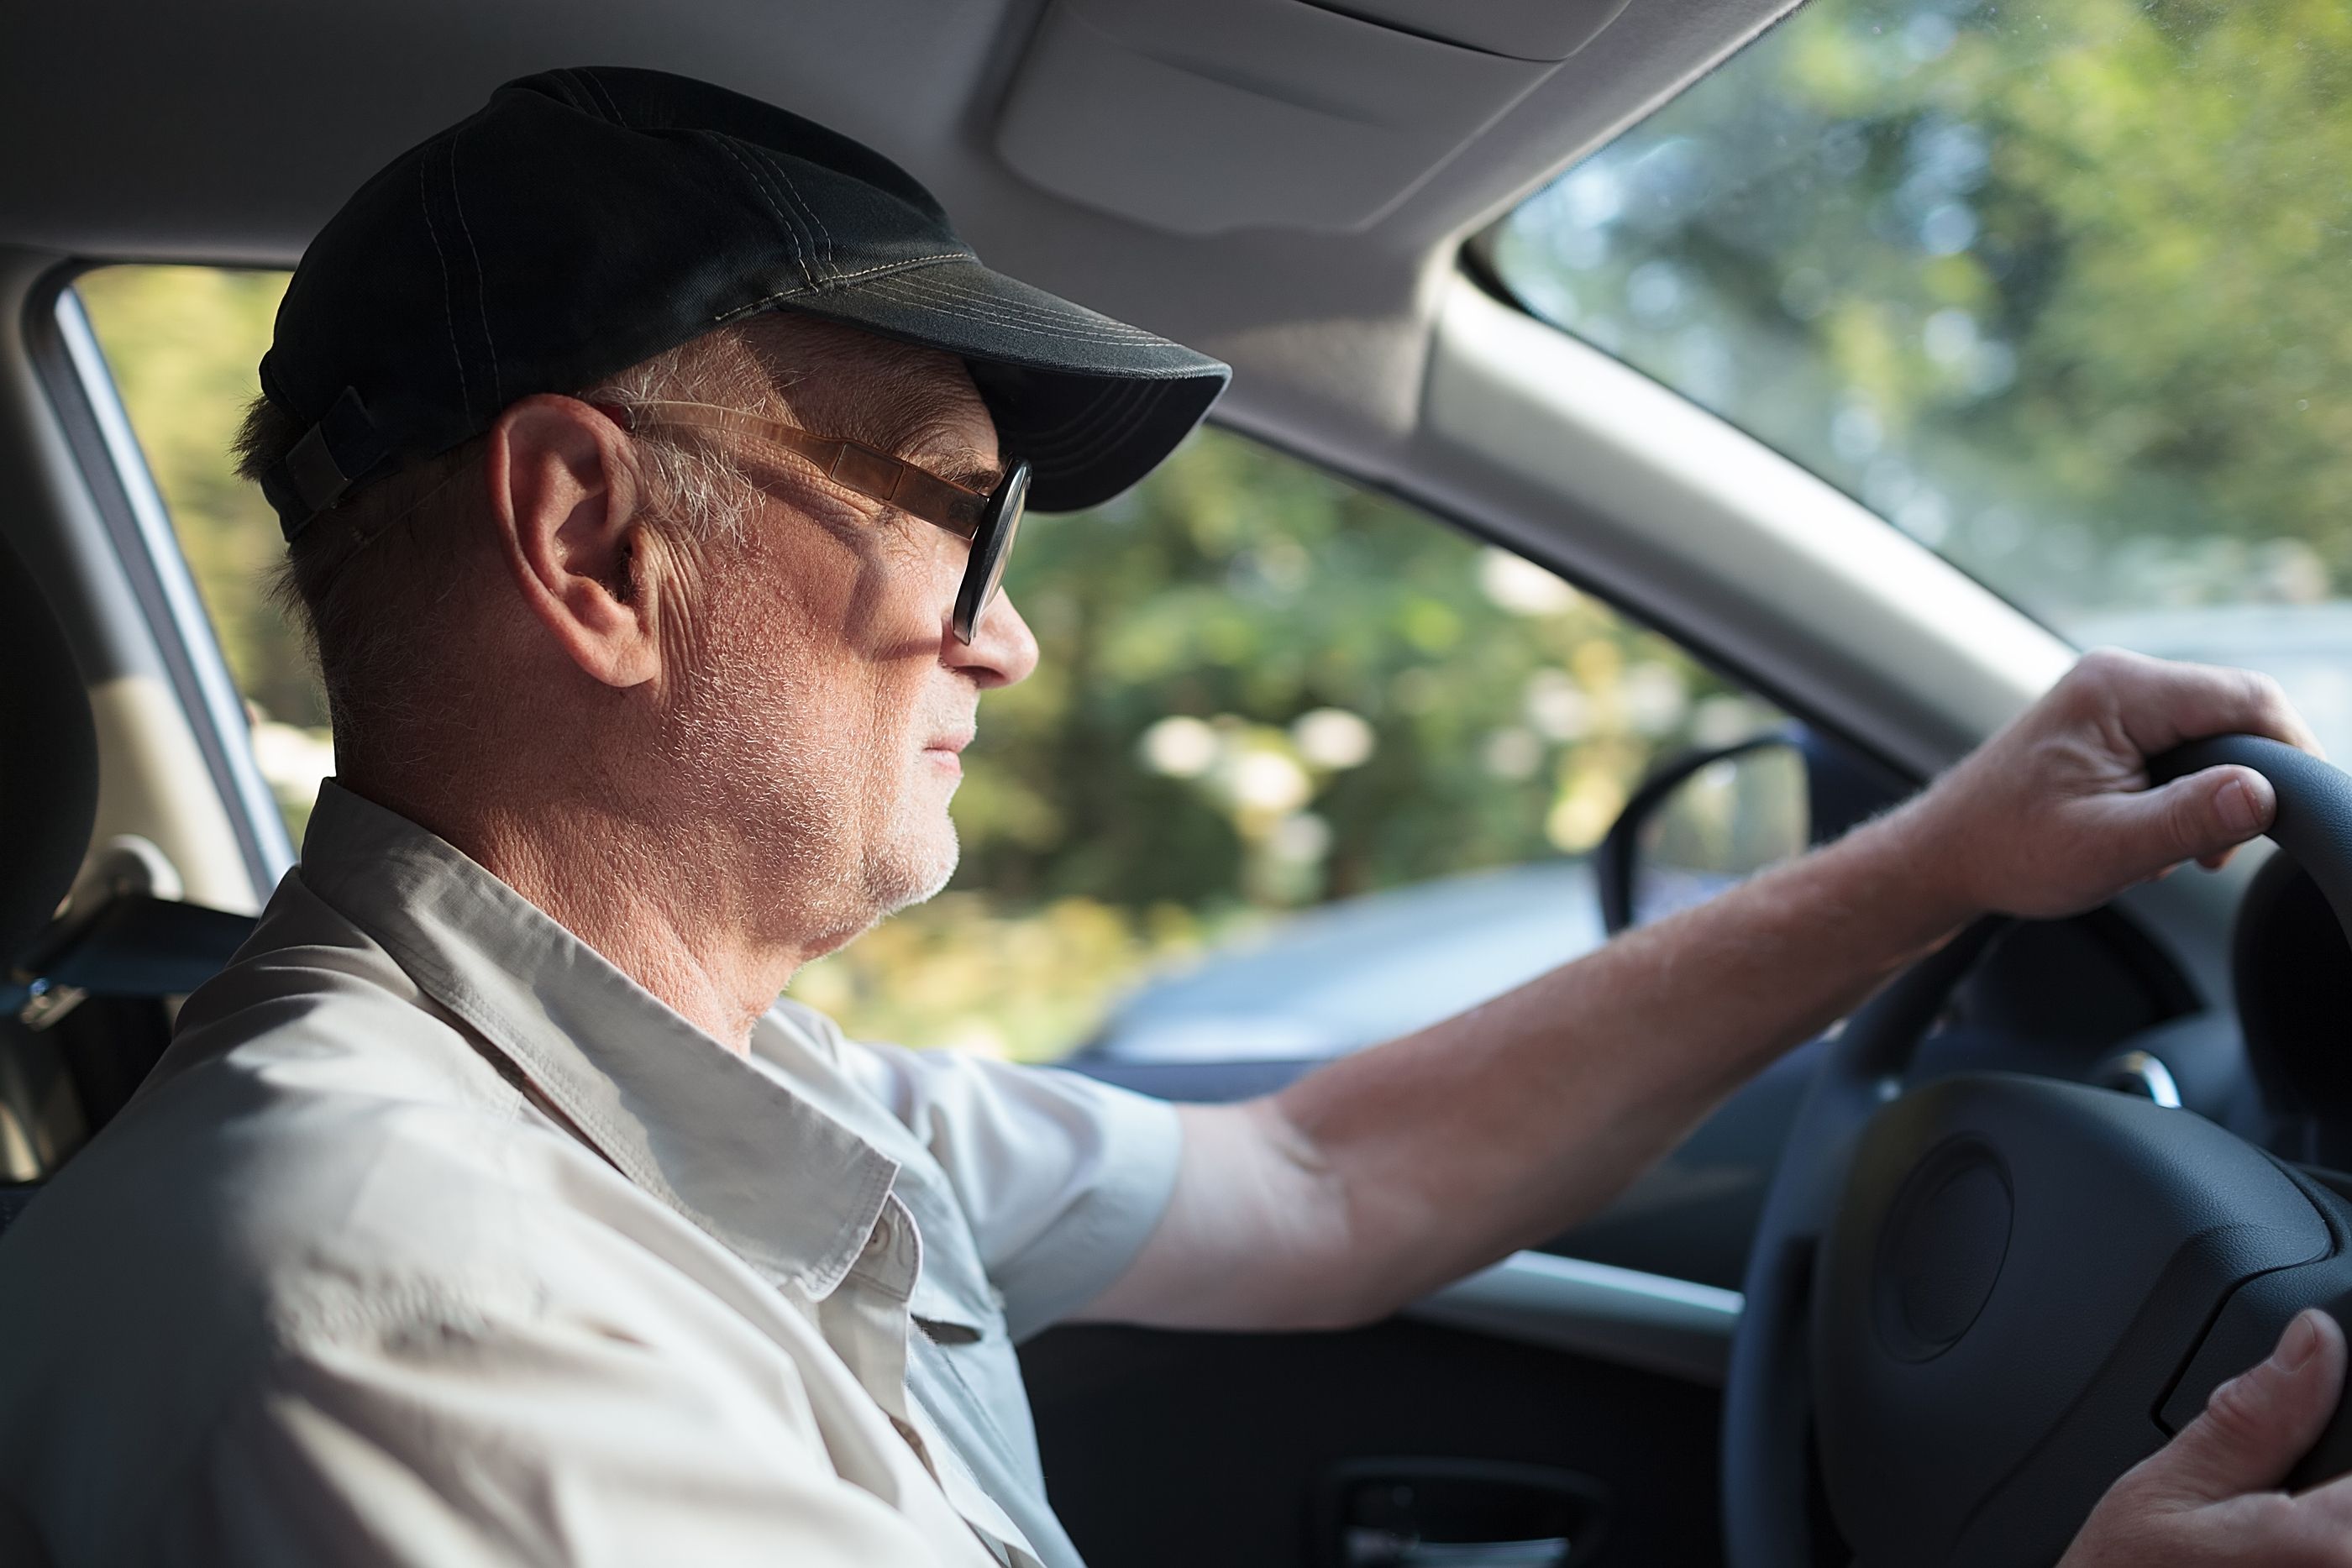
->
[955, 460, 1029, 643]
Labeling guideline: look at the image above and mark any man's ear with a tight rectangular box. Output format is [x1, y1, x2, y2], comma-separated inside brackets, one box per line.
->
[483, 395, 660, 689]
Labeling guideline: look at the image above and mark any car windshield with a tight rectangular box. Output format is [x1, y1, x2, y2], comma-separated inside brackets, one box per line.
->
[1488, 0, 2352, 746]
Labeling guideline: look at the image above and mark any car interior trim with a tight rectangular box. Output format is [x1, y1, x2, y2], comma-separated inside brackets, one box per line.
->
[0, 253, 262, 915]
[2092, 1049, 2183, 1109]
[1407, 1247, 1742, 1387]
[995, 0, 1577, 236]
[33, 280, 291, 898]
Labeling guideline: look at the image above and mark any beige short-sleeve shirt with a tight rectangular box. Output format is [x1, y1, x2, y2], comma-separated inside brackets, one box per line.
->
[0, 783, 1183, 1567]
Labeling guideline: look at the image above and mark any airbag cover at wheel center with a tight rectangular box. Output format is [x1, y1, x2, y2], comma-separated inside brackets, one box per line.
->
[1811, 1072, 2329, 1566]
[1879, 1143, 2012, 1359]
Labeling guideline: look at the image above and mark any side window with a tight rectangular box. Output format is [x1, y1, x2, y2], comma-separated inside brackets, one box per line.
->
[75, 266, 330, 842]
[787, 432, 1788, 1062]
[72, 264, 1787, 1067]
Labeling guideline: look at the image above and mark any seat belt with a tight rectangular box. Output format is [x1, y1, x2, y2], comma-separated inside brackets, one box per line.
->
[4, 836, 259, 1027]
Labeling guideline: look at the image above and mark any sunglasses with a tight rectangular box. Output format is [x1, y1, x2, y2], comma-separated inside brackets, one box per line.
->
[608, 401, 1029, 645]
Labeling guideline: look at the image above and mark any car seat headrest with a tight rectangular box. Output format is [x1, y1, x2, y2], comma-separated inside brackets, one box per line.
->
[0, 530, 99, 973]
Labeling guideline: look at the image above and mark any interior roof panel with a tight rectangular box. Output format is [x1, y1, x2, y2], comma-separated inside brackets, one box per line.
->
[0, 0, 1798, 463]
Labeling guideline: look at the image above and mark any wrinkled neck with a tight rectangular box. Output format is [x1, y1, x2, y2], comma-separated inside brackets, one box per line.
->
[357, 780, 802, 1053]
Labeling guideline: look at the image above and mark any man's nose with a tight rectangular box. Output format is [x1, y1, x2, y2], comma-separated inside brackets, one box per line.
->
[945, 590, 1040, 688]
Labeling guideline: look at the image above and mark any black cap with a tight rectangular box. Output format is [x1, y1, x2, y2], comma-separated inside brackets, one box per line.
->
[259, 66, 1230, 540]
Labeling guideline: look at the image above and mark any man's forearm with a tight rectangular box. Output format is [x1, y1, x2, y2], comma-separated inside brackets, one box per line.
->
[1258, 803, 1970, 1323]
[1083, 652, 2309, 1334]
[1085, 804, 1973, 1333]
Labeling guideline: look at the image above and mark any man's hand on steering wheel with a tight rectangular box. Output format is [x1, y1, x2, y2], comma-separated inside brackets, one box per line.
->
[1906, 647, 2325, 922]
[2064, 1311, 2352, 1566]
[1911, 649, 2344, 1563]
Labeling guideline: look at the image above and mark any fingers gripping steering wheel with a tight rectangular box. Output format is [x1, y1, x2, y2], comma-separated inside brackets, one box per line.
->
[1721, 736, 2352, 1568]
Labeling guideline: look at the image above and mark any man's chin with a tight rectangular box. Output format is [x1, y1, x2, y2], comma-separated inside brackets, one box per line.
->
[872, 821, 961, 919]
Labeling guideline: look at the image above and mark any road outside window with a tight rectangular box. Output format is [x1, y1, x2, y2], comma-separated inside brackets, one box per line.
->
[76, 265, 1777, 1062]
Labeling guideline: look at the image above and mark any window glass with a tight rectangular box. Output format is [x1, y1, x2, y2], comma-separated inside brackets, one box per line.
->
[76, 264, 1780, 1063]
[788, 439, 1782, 1061]
[1488, 0, 2352, 752]
[76, 267, 331, 838]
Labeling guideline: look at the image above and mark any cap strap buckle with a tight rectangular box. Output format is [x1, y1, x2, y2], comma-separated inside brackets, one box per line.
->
[264, 386, 390, 542]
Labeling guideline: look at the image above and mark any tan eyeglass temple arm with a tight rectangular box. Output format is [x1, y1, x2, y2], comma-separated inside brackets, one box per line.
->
[609, 400, 987, 539]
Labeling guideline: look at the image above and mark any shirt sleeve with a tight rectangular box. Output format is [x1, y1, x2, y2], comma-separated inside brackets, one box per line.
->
[840, 1040, 1184, 1342]
[145, 1303, 958, 1568]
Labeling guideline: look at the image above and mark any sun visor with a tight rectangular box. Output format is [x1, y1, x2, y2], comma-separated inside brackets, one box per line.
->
[995, 0, 1634, 236]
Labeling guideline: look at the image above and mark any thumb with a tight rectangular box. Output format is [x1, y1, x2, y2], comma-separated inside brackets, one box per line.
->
[2146, 1309, 2345, 1504]
[2106, 763, 2276, 872]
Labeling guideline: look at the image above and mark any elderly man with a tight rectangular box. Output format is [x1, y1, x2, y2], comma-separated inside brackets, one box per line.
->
[1, 65, 2348, 1568]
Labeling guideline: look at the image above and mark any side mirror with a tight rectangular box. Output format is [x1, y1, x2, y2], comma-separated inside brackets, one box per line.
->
[1595, 726, 1908, 935]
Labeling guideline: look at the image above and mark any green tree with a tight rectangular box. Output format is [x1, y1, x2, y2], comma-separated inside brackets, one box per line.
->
[1493, 0, 2352, 624]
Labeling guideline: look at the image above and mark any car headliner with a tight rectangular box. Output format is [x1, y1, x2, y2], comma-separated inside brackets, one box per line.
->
[0, 0, 1798, 483]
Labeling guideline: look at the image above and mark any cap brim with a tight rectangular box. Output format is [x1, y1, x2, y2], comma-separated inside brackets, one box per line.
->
[769, 257, 1230, 513]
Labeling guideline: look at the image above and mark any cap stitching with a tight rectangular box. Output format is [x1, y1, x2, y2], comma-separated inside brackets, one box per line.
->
[1034, 409, 1136, 473]
[1058, 380, 1158, 466]
[716, 252, 970, 320]
[861, 275, 1159, 344]
[872, 276, 1165, 345]
[869, 294, 1157, 347]
[893, 264, 1160, 332]
[542, 69, 602, 120]
[824, 252, 971, 286]
[891, 267, 1154, 328]
[743, 144, 837, 281]
[578, 67, 631, 128]
[706, 134, 814, 290]
[417, 150, 472, 428]
[1070, 382, 1168, 471]
[864, 270, 1161, 338]
[447, 130, 502, 409]
[1026, 378, 1152, 471]
[1055, 398, 1157, 478]
[1008, 384, 1127, 472]
[1012, 376, 1123, 452]
[751, 144, 837, 277]
[739, 144, 829, 279]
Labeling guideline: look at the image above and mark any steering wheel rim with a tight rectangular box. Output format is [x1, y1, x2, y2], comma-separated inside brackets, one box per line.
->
[1720, 734, 2352, 1568]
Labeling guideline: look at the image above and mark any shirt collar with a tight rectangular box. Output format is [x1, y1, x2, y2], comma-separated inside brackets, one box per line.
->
[292, 779, 899, 1301]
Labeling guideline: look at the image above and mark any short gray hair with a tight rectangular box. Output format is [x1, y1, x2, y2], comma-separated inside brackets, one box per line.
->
[234, 325, 780, 739]
[234, 314, 971, 751]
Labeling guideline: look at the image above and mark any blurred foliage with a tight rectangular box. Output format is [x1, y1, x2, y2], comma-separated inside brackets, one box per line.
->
[797, 439, 1768, 1056]
[786, 893, 1238, 1062]
[78, 264, 1758, 1062]
[77, 268, 308, 723]
[1493, 0, 2352, 627]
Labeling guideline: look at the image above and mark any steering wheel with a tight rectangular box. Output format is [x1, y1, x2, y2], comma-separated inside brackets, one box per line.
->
[1722, 734, 2352, 1567]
